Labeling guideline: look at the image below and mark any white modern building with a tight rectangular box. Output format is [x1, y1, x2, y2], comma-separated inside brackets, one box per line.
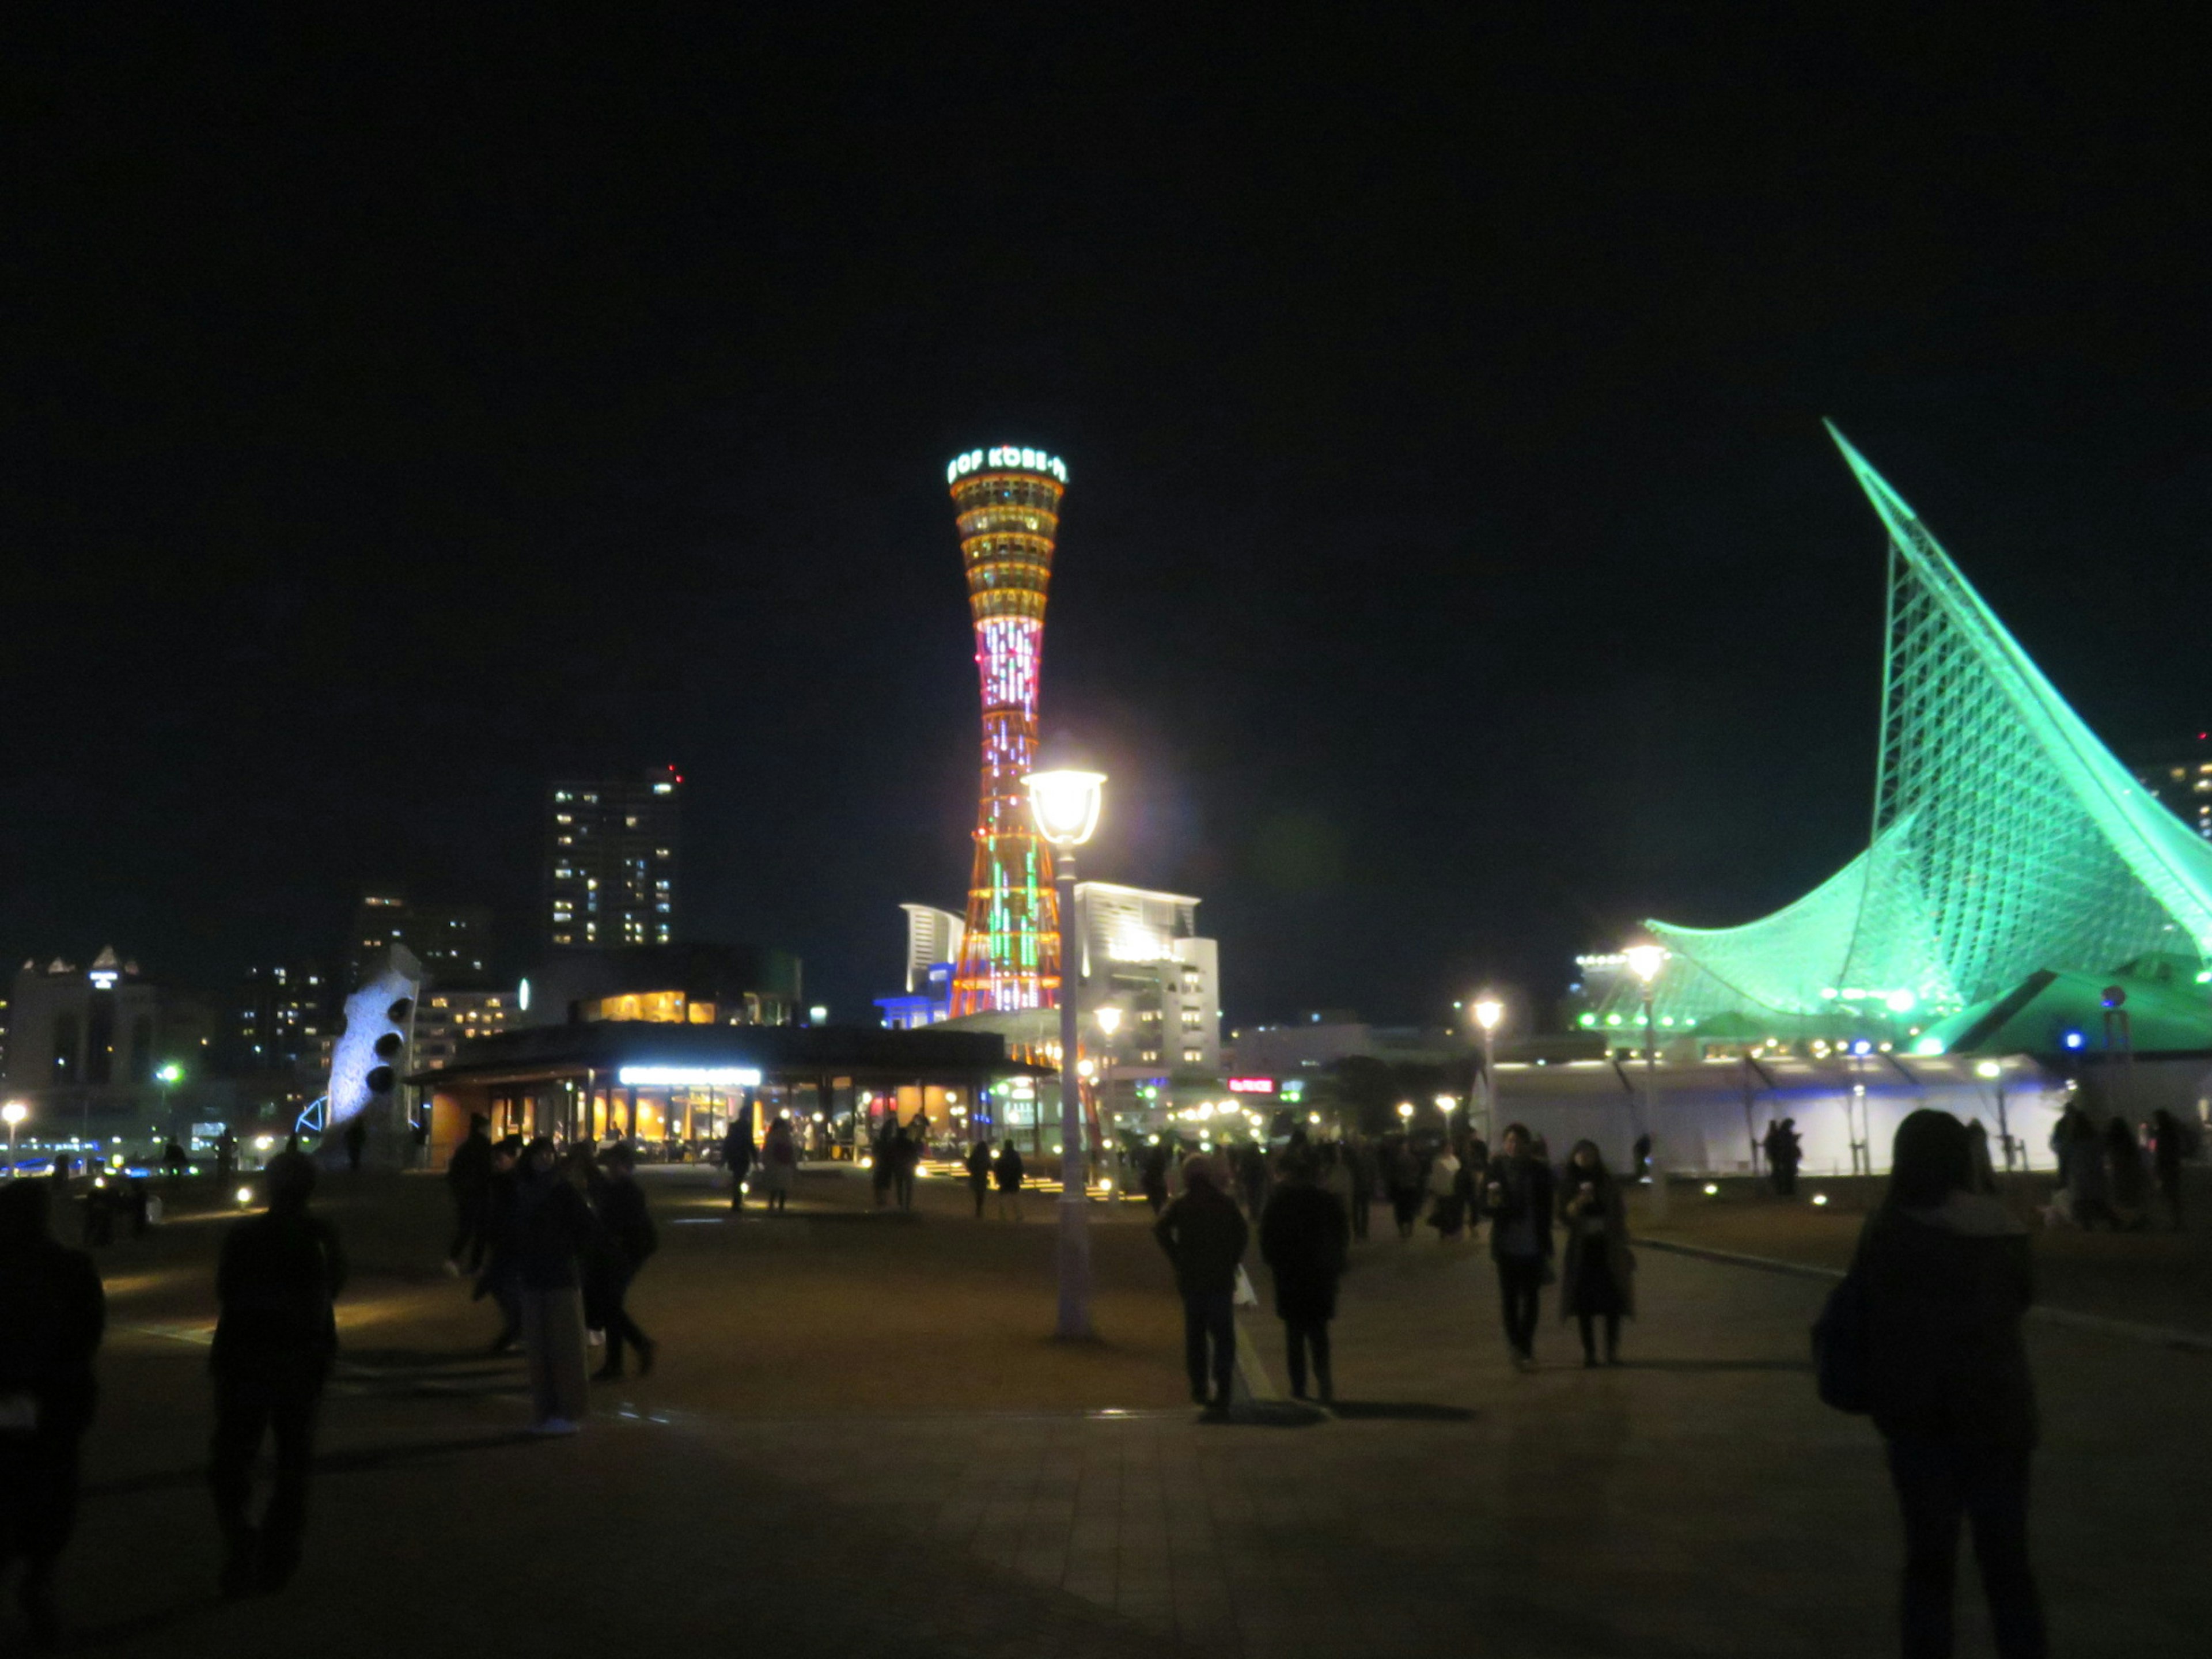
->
[899, 904, 965, 995]
[1069, 882, 1221, 1075]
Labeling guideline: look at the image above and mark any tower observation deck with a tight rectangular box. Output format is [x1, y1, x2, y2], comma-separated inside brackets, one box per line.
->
[945, 445, 1071, 1016]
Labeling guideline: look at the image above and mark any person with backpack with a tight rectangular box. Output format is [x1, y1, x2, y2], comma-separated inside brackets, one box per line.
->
[0, 1178, 105, 1646]
[207, 1150, 346, 1597]
[1840, 1108, 2045, 1659]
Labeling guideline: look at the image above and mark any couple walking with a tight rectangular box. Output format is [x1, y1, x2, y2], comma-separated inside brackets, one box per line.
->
[1484, 1126, 1637, 1370]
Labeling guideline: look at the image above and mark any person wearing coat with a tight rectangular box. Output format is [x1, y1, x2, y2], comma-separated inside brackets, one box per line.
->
[758, 1115, 797, 1213]
[503, 1138, 595, 1434]
[964, 1138, 992, 1218]
[1482, 1123, 1555, 1370]
[584, 1143, 658, 1381]
[721, 1118, 755, 1211]
[2149, 1108, 2188, 1229]
[208, 1150, 347, 1597]
[1153, 1157, 1251, 1411]
[1556, 1139, 1634, 1366]
[993, 1141, 1025, 1221]
[0, 1177, 105, 1646]
[1857, 1109, 2044, 1659]
[1259, 1154, 1350, 1403]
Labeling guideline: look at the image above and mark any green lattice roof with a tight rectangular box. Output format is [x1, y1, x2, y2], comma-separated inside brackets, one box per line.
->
[1605, 426, 2212, 1048]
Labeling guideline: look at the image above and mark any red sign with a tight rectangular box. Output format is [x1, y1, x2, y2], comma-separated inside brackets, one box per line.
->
[1225, 1077, 1275, 1094]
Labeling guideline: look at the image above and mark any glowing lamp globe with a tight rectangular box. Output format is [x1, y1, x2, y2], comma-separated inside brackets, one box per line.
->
[2, 1101, 27, 1127]
[1472, 997, 1504, 1033]
[1094, 1005, 1123, 1037]
[1024, 769, 1106, 849]
[1975, 1060, 2002, 1080]
[1623, 943, 1667, 986]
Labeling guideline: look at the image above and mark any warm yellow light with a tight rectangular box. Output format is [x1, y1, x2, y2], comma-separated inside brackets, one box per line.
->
[1472, 996, 1504, 1033]
[1396, 1102, 1414, 1119]
[1094, 1005, 1123, 1037]
[1624, 943, 1668, 986]
[1, 1101, 26, 1127]
[1023, 769, 1107, 847]
[1975, 1060, 2002, 1080]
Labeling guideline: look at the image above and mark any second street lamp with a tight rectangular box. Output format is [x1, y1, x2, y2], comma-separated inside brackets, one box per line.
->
[1025, 767, 1106, 1340]
[1472, 995, 1503, 1143]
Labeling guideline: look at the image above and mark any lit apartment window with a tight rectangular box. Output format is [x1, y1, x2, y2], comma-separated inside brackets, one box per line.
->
[1183, 1049, 1203, 1064]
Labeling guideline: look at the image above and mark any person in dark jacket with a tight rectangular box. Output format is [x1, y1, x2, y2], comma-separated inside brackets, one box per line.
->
[2149, 1108, 2188, 1229]
[1344, 1137, 1374, 1241]
[0, 1179, 105, 1647]
[1385, 1137, 1422, 1240]
[340, 1116, 367, 1173]
[994, 1141, 1025, 1221]
[1482, 1123, 1555, 1370]
[1153, 1156, 1250, 1411]
[584, 1144, 658, 1381]
[207, 1150, 346, 1598]
[1557, 1140, 1634, 1366]
[891, 1123, 919, 1212]
[2103, 1117, 2150, 1229]
[1857, 1109, 2044, 1659]
[964, 1139, 992, 1218]
[1259, 1154, 1349, 1404]
[721, 1118, 754, 1211]
[505, 1138, 595, 1433]
[472, 1136, 525, 1351]
[444, 1115, 494, 1274]
[1139, 1142, 1171, 1214]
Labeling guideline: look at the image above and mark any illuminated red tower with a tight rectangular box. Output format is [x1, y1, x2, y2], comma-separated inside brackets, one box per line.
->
[945, 444, 1070, 1015]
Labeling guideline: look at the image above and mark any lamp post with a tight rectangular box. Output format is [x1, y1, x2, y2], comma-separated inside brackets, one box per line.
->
[1025, 766, 1107, 1340]
[1624, 943, 1668, 1221]
[1472, 995, 1503, 1144]
[3, 1101, 26, 1176]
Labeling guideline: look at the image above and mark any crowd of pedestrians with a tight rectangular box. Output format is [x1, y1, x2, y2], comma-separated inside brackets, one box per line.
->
[2049, 1103, 2194, 1230]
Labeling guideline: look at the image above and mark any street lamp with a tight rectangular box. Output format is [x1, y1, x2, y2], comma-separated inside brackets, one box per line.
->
[1472, 995, 1503, 1143]
[1624, 942, 1669, 1221]
[1025, 766, 1106, 1340]
[2, 1101, 26, 1176]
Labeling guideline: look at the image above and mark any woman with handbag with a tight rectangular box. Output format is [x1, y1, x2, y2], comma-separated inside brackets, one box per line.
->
[1557, 1140, 1633, 1366]
[1856, 1109, 2044, 1659]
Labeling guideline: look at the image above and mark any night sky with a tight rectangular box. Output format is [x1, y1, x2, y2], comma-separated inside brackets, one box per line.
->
[7, 10, 2209, 1028]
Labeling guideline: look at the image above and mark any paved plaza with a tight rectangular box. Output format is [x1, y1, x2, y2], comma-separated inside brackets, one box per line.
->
[25, 1165, 2212, 1657]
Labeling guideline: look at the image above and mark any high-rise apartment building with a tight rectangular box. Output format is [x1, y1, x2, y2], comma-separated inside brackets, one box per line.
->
[2132, 737, 2212, 842]
[547, 767, 683, 948]
[232, 963, 331, 1074]
[349, 895, 494, 988]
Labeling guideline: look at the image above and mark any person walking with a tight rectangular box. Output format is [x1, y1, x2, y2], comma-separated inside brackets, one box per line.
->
[1457, 1132, 1488, 1243]
[505, 1138, 593, 1435]
[1385, 1137, 1423, 1240]
[1153, 1156, 1250, 1412]
[1259, 1154, 1349, 1404]
[1140, 1142, 1171, 1215]
[759, 1114, 797, 1214]
[471, 1136, 525, 1351]
[207, 1150, 346, 1598]
[1425, 1139, 1465, 1239]
[2149, 1108, 2188, 1229]
[1855, 1109, 2046, 1659]
[964, 1138, 993, 1218]
[2104, 1118, 2150, 1229]
[2062, 1111, 2113, 1229]
[1483, 1123, 1555, 1370]
[1345, 1137, 1374, 1242]
[1558, 1139, 1634, 1366]
[721, 1117, 754, 1212]
[0, 1179, 105, 1647]
[584, 1145, 657, 1381]
[994, 1139, 1026, 1220]
[444, 1114, 494, 1275]
[892, 1122, 919, 1212]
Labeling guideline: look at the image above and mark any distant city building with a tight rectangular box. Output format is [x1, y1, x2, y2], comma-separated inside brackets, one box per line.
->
[900, 904, 964, 994]
[518, 942, 800, 1030]
[349, 895, 494, 987]
[411, 986, 522, 1073]
[1068, 882, 1222, 1074]
[1222, 1017, 1461, 1078]
[547, 767, 683, 949]
[230, 963, 331, 1074]
[2131, 736, 2212, 842]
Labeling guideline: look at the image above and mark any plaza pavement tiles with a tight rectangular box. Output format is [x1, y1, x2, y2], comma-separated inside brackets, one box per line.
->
[33, 1168, 2212, 1657]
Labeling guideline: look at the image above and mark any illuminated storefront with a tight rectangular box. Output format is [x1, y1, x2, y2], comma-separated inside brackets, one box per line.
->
[415, 1022, 1041, 1160]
